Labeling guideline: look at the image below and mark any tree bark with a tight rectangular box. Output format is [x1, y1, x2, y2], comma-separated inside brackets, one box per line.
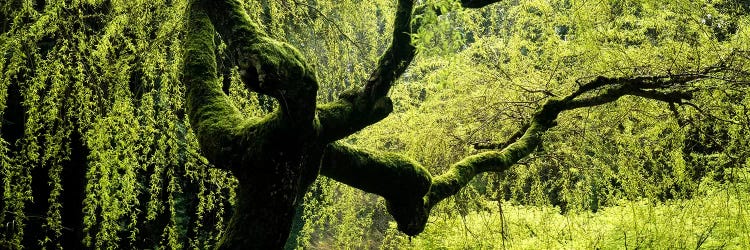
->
[185, 1, 323, 248]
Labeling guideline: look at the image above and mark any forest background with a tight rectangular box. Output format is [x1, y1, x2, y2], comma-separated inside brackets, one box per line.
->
[1, 0, 750, 249]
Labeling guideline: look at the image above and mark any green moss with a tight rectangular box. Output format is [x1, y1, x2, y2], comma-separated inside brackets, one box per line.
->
[238, 37, 317, 97]
[184, 6, 247, 169]
[321, 142, 433, 236]
[316, 100, 355, 141]
[425, 102, 559, 210]
[198, 0, 318, 113]
[316, 95, 394, 143]
[322, 142, 431, 200]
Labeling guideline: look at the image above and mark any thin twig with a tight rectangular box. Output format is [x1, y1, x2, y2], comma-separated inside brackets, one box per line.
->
[289, 0, 363, 50]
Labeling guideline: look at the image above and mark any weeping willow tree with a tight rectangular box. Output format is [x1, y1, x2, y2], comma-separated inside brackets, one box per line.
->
[1, 0, 749, 249]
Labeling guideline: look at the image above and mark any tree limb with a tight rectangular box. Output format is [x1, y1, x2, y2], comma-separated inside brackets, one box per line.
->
[459, 0, 502, 8]
[316, 0, 417, 143]
[359, 0, 503, 102]
[361, 0, 416, 103]
[316, 0, 501, 143]
[183, 4, 246, 170]
[195, 0, 319, 124]
[320, 142, 432, 235]
[319, 72, 714, 236]
[185, 0, 321, 173]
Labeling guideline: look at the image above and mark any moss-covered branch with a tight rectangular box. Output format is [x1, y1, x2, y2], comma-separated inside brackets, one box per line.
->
[183, 4, 246, 169]
[316, 0, 510, 143]
[319, 72, 711, 236]
[315, 0, 415, 143]
[320, 142, 432, 236]
[321, 143, 432, 202]
[361, 0, 416, 103]
[317, 0, 513, 142]
[316, 90, 394, 142]
[195, 0, 318, 124]
[360, 0, 503, 101]
[426, 73, 707, 211]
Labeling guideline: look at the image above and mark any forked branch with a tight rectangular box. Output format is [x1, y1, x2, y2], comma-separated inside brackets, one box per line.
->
[184, 0, 321, 173]
[428, 72, 708, 209]
[320, 72, 714, 236]
[317, 0, 503, 143]
[195, 0, 319, 123]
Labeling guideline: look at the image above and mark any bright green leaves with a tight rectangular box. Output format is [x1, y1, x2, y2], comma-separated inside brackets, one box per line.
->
[0, 0, 747, 248]
[0, 0, 234, 248]
[412, 0, 472, 56]
[0, 2, 83, 247]
[83, 88, 141, 248]
[300, 0, 750, 246]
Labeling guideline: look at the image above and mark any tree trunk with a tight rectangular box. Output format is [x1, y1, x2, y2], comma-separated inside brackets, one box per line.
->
[218, 146, 322, 249]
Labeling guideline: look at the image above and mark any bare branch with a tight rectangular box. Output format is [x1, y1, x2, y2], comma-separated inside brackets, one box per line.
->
[289, 0, 364, 49]
[459, 0, 502, 8]
[680, 102, 743, 125]
[473, 123, 530, 150]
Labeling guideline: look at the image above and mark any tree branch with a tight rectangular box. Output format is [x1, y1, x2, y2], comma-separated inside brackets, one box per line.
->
[426, 98, 562, 210]
[359, 0, 503, 102]
[459, 0, 502, 8]
[361, 0, 416, 103]
[183, 4, 246, 170]
[315, 0, 417, 143]
[426, 72, 712, 225]
[316, 0, 502, 143]
[320, 142, 432, 235]
[316, 90, 394, 142]
[320, 71, 715, 236]
[196, 0, 319, 124]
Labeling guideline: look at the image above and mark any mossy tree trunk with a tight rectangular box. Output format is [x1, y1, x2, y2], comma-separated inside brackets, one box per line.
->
[185, 1, 324, 247]
[183, 0, 728, 248]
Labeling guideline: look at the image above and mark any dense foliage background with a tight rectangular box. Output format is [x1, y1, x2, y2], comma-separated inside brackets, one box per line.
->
[1, 0, 749, 249]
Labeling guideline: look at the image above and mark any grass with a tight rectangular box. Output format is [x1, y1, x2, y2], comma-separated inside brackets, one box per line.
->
[383, 182, 750, 249]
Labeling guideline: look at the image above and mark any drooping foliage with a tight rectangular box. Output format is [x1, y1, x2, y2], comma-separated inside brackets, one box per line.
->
[1, 0, 749, 249]
[0, 0, 398, 248]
